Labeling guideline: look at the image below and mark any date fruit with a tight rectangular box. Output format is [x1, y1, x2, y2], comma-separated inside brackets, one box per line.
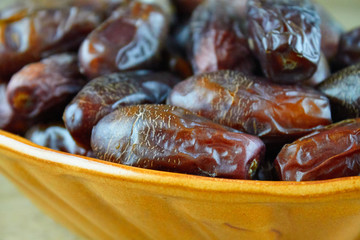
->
[274, 118, 360, 181]
[26, 123, 94, 157]
[317, 63, 360, 121]
[0, 6, 101, 78]
[63, 71, 180, 149]
[7, 53, 86, 119]
[334, 27, 360, 69]
[0, 83, 31, 134]
[91, 104, 265, 179]
[247, 0, 321, 83]
[188, 0, 255, 75]
[167, 70, 332, 142]
[78, 1, 169, 79]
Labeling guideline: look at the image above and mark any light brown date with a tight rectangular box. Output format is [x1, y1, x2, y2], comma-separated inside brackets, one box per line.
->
[91, 104, 265, 179]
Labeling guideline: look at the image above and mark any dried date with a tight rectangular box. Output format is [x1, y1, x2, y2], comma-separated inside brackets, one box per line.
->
[0, 5, 101, 78]
[334, 27, 360, 69]
[302, 53, 330, 86]
[274, 118, 360, 181]
[63, 71, 180, 149]
[317, 63, 360, 121]
[91, 104, 265, 179]
[247, 0, 321, 83]
[167, 70, 332, 143]
[78, 1, 169, 79]
[188, 0, 255, 75]
[25, 123, 94, 157]
[0, 83, 31, 134]
[7, 53, 86, 119]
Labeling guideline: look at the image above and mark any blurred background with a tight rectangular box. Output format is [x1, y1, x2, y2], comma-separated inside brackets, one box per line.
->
[0, 0, 359, 239]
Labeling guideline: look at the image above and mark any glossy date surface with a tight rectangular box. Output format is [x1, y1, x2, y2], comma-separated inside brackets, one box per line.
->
[274, 118, 360, 181]
[247, 0, 321, 83]
[188, 0, 255, 75]
[63, 71, 180, 149]
[91, 104, 265, 179]
[7, 53, 86, 119]
[167, 70, 332, 142]
[78, 1, 169, 79]
[0, 5, 101, 78]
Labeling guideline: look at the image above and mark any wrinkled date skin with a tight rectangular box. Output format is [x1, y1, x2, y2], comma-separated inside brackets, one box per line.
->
[63, 71, 180, 149]
[26, 123, 94, 157]
[91, 104, 265, 179]
[334, 27, 360, 69]
[274, 118, 360, 181]
[167, 70, 332, 143]
[7, 53, 87, 119]
[0, 83, 32, 134]
[78, 2, 169, 79]
[318, 63, 360, 121]
[247, 0, 321, 83]
[0, 6, 101, 78]
[188, 1, 255, 75]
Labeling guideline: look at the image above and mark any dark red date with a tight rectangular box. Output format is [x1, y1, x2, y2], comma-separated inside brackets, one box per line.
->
[63, 71, 180, 149]
[0, 5, 101, 78]
[167, 70, 332, 143]
[78, 1, 169, 79]
[91, 104, 265, 179]
[274, 118, 360, 181]
[25, 123, 94, 157]
[247, 0, 321, 83]
[188, 0, 255, 75]
[334, 27, 360, 69]
[7, 53, 86, 119]
[317, 63, 360, 121]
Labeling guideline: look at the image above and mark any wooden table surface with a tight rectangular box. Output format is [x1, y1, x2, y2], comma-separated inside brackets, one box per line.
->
[0, 0, 359, 240]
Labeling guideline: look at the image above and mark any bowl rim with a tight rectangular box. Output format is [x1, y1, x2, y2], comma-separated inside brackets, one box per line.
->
[1, 129, 360, 199]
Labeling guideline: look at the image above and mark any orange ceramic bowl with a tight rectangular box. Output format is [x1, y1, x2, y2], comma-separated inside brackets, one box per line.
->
[0, 129, 359, 240]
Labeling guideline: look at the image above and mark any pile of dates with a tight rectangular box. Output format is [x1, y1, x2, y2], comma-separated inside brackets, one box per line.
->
[1, 0, 360, 181]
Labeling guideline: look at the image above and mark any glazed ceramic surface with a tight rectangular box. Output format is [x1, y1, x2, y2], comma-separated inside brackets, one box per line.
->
[0, 130, 359, 240]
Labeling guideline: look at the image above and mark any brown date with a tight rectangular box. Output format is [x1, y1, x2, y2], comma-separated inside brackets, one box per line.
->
[63, 71, 180, 149]
[0, 83, 32, 134]
[7, 53, 86, 119]
[274, 118, 360, 181]
[91, 104, 265, 179]
[188, 0, 255, 75]
[78, 1, 169, 79]
[334, 27, 360, 69]
[247, 0, 321, 83]
[317, 63, 360, 122]
[0, 5, 101, 78]
[25, 123, 94, 157]
[167, 70, 332, 143]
